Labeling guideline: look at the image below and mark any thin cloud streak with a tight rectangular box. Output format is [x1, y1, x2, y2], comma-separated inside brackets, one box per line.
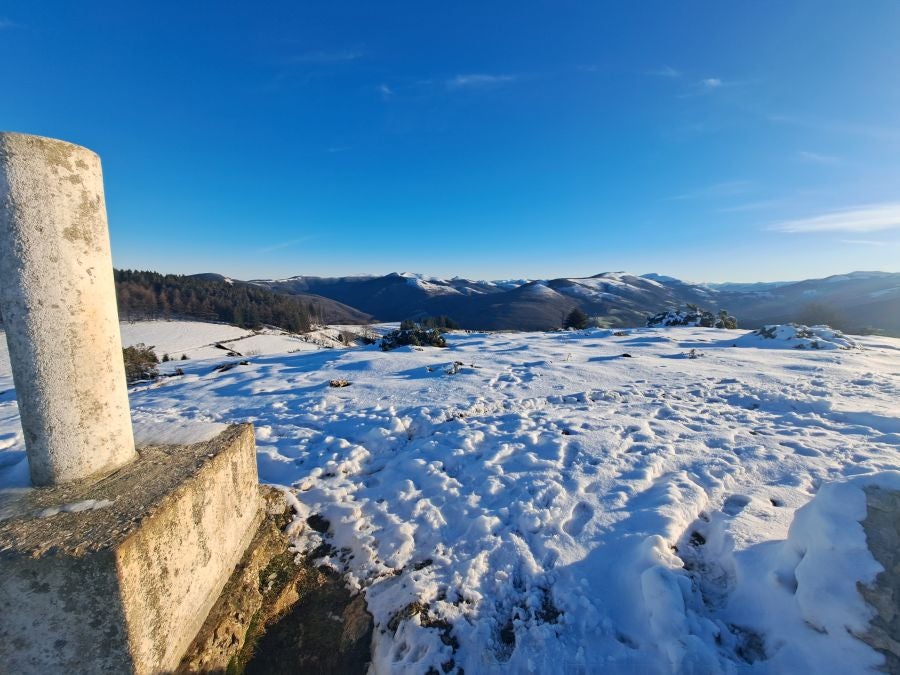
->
[257, 236, 315, 254]
[289, 50, 364, 65]
[770, 203, 900, 233]
[768, 114, 900, 143]
[798, 150, 840, 165]
[676, 76, 747, 99]
[718, 199, 783, 213]
[650, 65, 682, 78]
[672, 180, 754, 201]
[446, 74, 517, 90]
[840, 239, 887, 246]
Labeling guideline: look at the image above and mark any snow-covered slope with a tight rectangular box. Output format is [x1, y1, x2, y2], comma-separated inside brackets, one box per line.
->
[0, 323, 898, 672]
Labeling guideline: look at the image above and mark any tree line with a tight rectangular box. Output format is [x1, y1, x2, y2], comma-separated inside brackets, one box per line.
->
[115, 270, 317, 333]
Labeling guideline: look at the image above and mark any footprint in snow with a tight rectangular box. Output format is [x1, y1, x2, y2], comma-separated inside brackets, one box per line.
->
[563, 501, 593, 537]
[722, 494, 751, 516]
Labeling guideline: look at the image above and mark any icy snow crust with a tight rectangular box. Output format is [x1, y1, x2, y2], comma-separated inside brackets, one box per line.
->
[0, 322, 899, 672]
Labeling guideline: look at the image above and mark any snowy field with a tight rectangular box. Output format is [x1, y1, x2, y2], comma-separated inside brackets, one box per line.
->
[1, 321, 899, 673]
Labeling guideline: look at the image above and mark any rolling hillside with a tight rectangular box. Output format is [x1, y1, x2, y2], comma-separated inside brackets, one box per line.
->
[252, 271, 900, 335]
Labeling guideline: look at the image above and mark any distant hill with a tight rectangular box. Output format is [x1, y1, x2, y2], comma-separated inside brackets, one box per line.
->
[187, 273, 372, 325]
[249, 270, 900, 335]
[22, 268, 883, 336]
[714, 271, 900, 335]
[112, 270, 371, 333]
[250, 272, 720, 331]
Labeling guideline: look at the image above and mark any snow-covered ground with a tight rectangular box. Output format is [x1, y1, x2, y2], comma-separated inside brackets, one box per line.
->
[1, 321, 899, 673]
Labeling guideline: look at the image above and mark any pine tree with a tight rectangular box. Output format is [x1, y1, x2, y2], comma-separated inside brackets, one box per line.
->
[564, 307, 589, 330]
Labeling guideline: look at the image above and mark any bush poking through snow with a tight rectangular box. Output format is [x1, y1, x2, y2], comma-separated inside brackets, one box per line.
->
[419, 315, 460, 330]
[329, 379, 351, 388]
[122, 343, 160, 382]
[564, 307, 589, 330]
[648, 305, 738, 329]
[380, 324, 448, 351]
[737, 324, 858, 350]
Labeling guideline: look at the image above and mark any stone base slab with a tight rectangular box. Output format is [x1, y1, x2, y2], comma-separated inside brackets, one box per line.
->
[0, 424, 262, 674]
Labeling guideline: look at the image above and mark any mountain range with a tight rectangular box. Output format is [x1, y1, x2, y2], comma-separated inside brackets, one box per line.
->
[194, 270, 900, 336]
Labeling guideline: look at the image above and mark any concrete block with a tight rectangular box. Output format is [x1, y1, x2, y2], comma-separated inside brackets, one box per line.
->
[0, 424, 262, 674]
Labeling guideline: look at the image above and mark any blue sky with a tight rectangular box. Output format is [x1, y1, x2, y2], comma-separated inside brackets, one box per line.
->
[2, 1, 899, 282]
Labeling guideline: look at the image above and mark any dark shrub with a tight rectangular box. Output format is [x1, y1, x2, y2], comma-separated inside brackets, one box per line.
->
[381, 326, 447, 351]
[716, 309, 738, 329]
[564, 307, 589, 330]
[420, 315, 460, 330]
[648, 305, 738, 329]
[123, 343, 159, 382]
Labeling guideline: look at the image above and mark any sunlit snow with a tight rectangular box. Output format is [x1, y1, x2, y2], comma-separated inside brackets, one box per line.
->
[0, 320, 898, 673]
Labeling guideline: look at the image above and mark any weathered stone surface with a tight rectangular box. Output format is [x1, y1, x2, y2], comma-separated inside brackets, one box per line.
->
[860, 485, 900, 674]
[0, 424, 262, 674]
[178, 486, 301, 673]
[0, 132, 136, 486]
[243, 559, 374, 674]
[180, 485, 374, 675]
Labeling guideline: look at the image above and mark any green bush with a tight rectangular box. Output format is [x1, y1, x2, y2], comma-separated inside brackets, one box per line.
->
[716, 309, 738, 329]
[648, 306, 738, 329]
[123, 343, 159, 382]
[420, 315, 460, 330]
[563, 307, 589, 330]
[381, 326, 447, 351]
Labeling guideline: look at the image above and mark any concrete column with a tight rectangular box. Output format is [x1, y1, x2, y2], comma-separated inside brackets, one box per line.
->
[0, 132, 136, 486]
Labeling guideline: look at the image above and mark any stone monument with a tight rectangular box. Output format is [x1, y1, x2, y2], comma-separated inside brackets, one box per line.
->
[0, 132, 136, 486]
[0, 133, 267, 673]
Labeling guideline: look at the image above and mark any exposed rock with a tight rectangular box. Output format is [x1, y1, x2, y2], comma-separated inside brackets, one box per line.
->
[178, 486, 373, 674]
[243, 562, 373, 674]
[859, 486, 900, 673]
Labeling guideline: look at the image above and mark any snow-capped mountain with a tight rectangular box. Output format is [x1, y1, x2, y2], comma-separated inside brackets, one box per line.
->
[247, 270, 900, 334]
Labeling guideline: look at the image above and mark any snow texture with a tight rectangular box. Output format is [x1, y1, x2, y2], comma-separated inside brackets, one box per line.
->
[1, 320, 899, 673]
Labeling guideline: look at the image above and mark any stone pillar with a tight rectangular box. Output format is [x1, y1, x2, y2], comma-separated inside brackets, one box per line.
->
[0, 132, 136, 486]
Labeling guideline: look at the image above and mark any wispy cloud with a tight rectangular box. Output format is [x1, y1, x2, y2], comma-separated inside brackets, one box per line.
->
[717, 199, 783, 213]
[446, 73, 517, 90]
[257, 236, 314, 254]
[672, 180, 754, 201]
[767, 114, 900, 143]
[840, 239, 888, 246]
[0, 17, 18, 29]
[289, 50, 364, 65]
[677, 76, 749, 99]
[377, 83, 394, 100]
[770, 203, 900, 234]
[650, 65, 682, 79]
[797, 150, 840, 165]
